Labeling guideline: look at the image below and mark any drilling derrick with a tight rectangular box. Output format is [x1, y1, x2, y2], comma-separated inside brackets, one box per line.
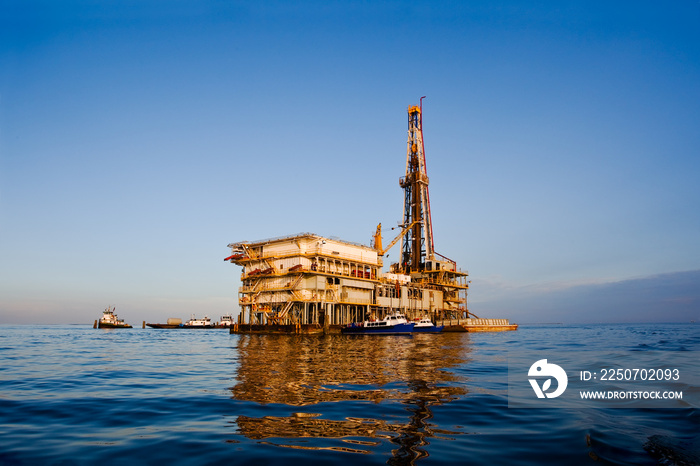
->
[399, 100, 434, 274]
[391, 99, 471, 321]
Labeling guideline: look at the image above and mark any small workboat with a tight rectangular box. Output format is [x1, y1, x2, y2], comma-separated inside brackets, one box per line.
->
[183, 314, 213, 328]
[412, 317, 444, 333]
[216, 313, 234, 328]
[98, 306, 132, 329]
[341, 313, 415, 335]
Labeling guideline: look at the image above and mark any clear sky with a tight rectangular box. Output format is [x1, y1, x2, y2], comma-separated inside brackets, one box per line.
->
[1, 1, 699, 324]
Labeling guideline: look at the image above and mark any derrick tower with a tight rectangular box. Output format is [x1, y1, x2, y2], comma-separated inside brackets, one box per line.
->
[399, 98, 434, 274]
[392, 99, 470, 320]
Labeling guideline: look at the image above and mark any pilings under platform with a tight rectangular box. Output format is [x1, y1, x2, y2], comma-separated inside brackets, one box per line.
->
[230, 320, 517, 334]
[441, 318, 518, 332]
[230, 324, 345, 335]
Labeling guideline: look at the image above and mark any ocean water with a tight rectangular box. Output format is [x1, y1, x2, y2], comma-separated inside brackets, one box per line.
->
[0, 323, 698, 465]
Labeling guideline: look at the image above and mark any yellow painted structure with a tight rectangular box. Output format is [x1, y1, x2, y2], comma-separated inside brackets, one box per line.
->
[226, 102, 515, 332]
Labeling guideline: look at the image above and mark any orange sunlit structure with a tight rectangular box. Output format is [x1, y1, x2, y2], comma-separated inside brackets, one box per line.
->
[226, 102, 515, 333]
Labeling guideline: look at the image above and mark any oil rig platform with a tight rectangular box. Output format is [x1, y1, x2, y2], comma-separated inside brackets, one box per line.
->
[226, 101, 516, 334]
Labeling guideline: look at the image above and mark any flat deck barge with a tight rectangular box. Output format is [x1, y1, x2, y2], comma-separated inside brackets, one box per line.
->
[441, 318, 518, 332]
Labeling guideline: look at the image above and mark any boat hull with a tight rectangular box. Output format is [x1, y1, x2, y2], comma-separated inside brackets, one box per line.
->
[413, 325, 444, 333]
[98, 322, 132, 329]
[341, 322, 415, 335]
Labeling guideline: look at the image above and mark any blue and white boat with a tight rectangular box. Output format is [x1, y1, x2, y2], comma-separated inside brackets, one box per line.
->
[412, 317, 444, 333]
[341, 313, 415, 335]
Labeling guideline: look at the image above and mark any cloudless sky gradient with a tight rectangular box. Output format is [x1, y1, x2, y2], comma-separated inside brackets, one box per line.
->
[1, 1, 699, 324]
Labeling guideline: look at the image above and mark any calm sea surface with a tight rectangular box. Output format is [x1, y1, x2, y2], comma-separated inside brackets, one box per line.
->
[0, 323, 698, 465]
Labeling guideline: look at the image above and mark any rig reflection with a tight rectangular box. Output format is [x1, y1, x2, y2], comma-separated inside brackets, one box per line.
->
[228, 333, 473, 464]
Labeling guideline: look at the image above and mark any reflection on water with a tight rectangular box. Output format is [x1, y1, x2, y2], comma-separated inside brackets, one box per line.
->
[229, 333, 472, 463]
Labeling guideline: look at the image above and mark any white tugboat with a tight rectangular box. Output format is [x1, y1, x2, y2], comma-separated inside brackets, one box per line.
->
[97, 306, 132, 329]
[216, 313, 234, 328]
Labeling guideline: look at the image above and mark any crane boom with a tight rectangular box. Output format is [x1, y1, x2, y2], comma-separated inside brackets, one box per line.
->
[373, 220, 420, 256]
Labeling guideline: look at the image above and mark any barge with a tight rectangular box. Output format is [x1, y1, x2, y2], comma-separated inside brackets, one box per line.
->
[146, 315, 234, 329]
[441, 318, 518, 332]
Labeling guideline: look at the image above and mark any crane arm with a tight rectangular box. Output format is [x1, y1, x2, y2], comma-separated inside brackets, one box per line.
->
[375, 220, 420, 256]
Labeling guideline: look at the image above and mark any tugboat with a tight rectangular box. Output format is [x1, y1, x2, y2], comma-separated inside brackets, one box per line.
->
[412, 316, 444, 333]
[341, 313, 415, 335]
[183, 314, 213, 328]
[97, 306, 132, 329]
[216, 313, 234, 328]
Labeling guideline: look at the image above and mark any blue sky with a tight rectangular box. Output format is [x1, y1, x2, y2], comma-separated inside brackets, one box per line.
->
[1, 1, 699, 324]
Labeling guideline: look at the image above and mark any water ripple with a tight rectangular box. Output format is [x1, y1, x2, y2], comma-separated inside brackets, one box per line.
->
[0, 323, 697, 464]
